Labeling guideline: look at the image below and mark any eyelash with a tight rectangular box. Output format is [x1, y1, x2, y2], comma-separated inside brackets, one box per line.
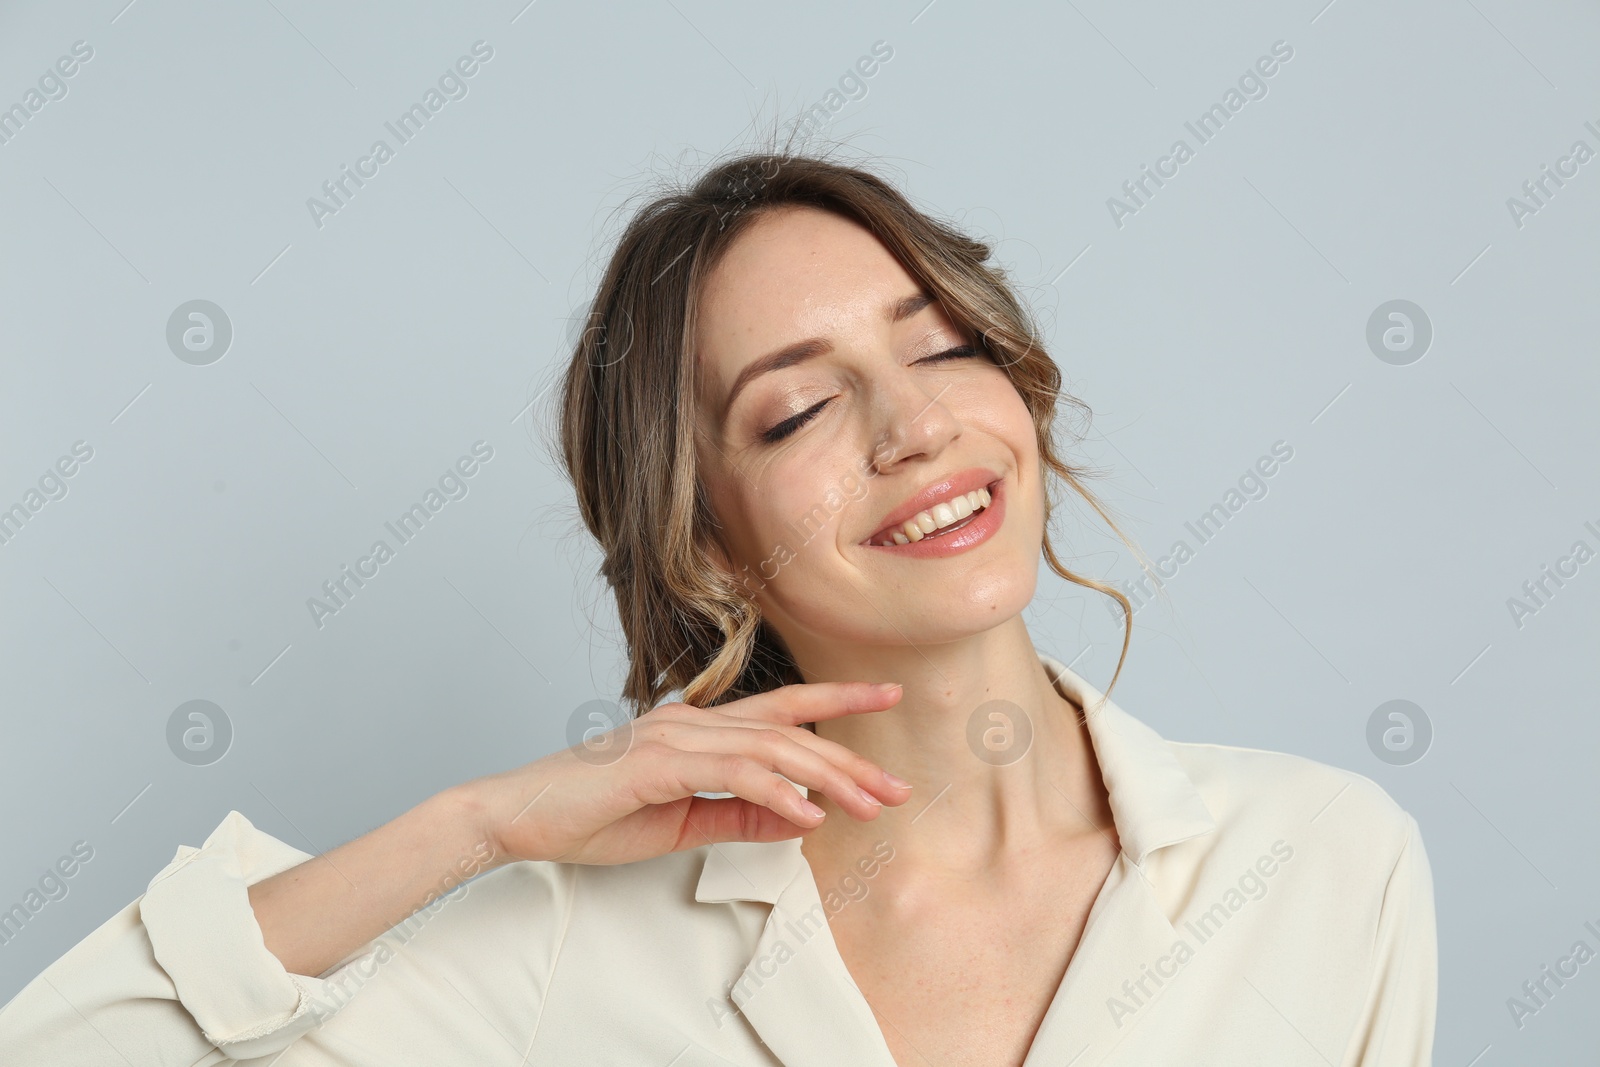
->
[758, 344, 982, 444]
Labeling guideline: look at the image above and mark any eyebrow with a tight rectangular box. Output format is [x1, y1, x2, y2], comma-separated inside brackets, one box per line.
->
[721, 290, 935, 417]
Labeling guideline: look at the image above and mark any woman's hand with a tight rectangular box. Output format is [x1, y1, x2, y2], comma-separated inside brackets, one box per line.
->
[467, 682, 912, 866]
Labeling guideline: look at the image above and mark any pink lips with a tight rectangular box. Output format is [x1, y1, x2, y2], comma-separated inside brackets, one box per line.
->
[861, 468, 1005, 557]
[863, 468, 999, 543]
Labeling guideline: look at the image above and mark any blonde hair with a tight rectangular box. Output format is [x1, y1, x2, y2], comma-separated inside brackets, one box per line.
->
[558, 147, 1148, 716]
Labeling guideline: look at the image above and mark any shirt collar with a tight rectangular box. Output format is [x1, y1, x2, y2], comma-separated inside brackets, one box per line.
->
[695, 649, 1216, 904]
[1038, 651, 1217, 866]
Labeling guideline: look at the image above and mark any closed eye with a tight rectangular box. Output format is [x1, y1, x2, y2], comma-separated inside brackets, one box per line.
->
[921, 348, 979, 369]
[760, 397, 832, 444]
[758, 346, 982, 444]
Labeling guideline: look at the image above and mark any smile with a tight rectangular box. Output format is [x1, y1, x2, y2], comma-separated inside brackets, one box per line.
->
[862, 471, 1006, 556]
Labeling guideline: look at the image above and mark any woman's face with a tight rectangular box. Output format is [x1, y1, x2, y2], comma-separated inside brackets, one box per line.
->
[693, 204, 1047, 657]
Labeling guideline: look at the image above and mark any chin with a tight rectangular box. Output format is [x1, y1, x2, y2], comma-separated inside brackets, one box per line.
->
[913, 573, 1036, 640]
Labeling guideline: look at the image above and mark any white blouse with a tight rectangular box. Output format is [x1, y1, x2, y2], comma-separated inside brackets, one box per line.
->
[0, 653, 1438, 1065]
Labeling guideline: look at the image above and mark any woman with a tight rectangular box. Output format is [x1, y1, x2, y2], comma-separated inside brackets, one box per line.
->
[0, 150, 1437, 1065]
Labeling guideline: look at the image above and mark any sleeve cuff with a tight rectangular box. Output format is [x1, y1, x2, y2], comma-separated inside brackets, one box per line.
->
[138, 810, 368, 1060]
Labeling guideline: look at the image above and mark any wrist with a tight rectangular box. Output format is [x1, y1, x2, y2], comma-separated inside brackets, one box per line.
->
[430, 781, 511, 875]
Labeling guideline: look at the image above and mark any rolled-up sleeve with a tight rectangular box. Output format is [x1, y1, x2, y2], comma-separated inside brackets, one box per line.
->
[0, 810, 389, 1064]
[1342, 811, 1439, 1066]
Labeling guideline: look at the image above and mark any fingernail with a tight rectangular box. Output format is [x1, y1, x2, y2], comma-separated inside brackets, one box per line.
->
[876, 682, 902, 695]
[800, 799, 826, 819]
[858, 787, 882, 807]
[883, 772, 912, 789]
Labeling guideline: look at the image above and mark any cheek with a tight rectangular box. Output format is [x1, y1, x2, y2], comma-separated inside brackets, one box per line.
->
[696, 460, 766, 570]
[990, 383, 1039, 454]
[712, 489, 776, 568]
[960, 376, 1041, 474]
[761, 452, 866, 550]
[694, 440, 874, 623]
[969, 380, 1047, 531]
[708, 455, 857, 571]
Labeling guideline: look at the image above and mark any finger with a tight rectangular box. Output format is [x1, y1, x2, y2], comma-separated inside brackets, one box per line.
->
[778, 729, 915, 803]
[661, 726, 886, 820]
[633, 748, 827, 829]
[671, 795, 815, 847]
[670, 718, 912, 805]
[723, 681, 903, 728]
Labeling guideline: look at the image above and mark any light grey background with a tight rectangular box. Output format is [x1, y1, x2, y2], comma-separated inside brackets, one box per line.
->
[2, 0, 1597, 1060]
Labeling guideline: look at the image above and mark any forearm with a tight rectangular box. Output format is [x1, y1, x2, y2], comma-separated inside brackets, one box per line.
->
[246, 785, 500, 979]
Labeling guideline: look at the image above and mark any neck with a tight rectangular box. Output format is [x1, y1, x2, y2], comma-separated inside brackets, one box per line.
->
[789, 617, 1115, 876]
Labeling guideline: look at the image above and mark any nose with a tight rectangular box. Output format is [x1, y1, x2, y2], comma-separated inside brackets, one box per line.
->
[867, 368, 961, 475]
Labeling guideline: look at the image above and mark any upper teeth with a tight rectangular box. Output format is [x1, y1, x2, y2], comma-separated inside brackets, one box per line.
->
[879, 488, 992, 546]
